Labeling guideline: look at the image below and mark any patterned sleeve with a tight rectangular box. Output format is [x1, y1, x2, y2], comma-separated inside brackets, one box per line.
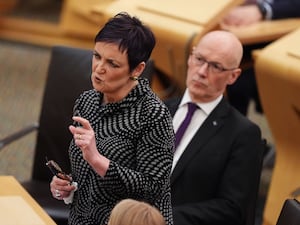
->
[102, 99, 174, 203]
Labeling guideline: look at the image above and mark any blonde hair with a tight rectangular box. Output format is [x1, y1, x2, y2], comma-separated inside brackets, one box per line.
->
[108, 199, 166, 225]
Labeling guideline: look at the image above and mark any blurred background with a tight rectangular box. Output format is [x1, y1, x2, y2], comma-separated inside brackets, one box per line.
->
[0, 0, 62, 182]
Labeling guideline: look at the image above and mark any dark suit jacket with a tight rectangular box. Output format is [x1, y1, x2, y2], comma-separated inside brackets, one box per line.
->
[270, 0, 300, 19]
[165, 96, 264, 225]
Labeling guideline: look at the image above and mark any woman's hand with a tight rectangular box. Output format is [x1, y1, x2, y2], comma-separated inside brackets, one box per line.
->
[50, 176, 76, 200]
[69, 116, 98, 162]
[69, 116, 110, 177]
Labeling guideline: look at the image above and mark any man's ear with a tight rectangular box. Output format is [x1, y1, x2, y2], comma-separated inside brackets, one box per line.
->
[227, 68, 241, 85]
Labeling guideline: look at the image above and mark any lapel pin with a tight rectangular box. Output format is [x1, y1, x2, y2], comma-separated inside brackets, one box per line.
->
[213, 121, 218, 126]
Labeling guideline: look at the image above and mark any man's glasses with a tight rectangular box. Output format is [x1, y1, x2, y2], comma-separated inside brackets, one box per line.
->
[191, 53, 237, 74]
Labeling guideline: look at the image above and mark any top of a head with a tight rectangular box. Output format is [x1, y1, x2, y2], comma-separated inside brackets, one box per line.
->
[108, 199, 166, 225]
[197, 30, 243, 67]
[94, 12, 156, 72]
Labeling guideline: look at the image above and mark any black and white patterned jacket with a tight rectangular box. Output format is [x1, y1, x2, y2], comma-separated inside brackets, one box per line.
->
[68, 78, 174, 225]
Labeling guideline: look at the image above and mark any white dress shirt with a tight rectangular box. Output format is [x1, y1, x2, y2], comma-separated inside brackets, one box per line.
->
[171, 90, 222, 172]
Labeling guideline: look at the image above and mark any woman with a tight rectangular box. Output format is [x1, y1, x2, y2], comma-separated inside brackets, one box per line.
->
[108, 199, 166, 225]
[49, 12, 174, 225]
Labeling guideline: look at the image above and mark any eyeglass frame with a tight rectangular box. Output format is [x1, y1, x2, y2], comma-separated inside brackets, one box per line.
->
[190, 52, 238, 74]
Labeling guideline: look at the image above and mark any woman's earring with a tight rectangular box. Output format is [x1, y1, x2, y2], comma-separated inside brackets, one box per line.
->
[130, 76, 138, 81]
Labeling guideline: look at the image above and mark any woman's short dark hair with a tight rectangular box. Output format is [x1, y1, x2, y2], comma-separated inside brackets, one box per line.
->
[95, 12, 156, 72]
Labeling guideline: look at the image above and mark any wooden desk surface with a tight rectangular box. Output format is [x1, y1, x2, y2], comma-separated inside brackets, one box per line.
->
[0, 176, 57, 225]
[92, 0, 242, 35]
[221, 18, 300, 45]
[137, 0, 242, 27]
[92, 0, 204, 35]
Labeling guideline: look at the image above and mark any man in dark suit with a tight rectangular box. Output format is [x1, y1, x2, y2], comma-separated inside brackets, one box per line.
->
[165, 30, 264, 225]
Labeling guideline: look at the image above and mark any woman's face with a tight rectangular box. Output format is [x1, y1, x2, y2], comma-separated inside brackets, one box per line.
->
[91, 42, 135, 103]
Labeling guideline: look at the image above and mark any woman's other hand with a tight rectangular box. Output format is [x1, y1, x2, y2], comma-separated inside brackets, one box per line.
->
[50, 176, 76, 200]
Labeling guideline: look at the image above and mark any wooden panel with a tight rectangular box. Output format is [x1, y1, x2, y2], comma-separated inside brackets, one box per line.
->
[0, 17, 93, 49]
[255, 28, 300, 225]
[59, 0, 108, 39]
[0, 176, 56, 225]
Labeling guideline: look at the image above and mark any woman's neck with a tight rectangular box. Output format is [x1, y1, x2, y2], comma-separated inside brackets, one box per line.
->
[102, 81, 138, 104]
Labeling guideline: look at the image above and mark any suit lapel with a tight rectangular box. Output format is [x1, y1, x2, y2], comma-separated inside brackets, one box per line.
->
[171, 98, 231, 185]
[165, 97, 181, 117]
